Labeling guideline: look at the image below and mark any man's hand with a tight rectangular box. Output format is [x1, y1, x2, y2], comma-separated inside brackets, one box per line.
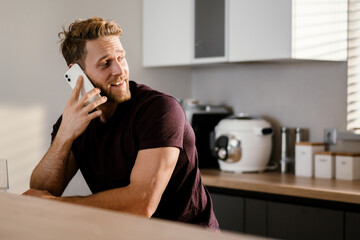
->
[58, 76, 107, 142]
[29, 76, 105, 196]
[22, 189, 56, 200]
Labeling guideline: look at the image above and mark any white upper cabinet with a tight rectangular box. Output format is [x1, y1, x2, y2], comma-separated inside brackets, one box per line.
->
[229, 0, 348, 62]
[143, 0, 193, 67]
[143, 0, 348, 67]
[228, 0, 292, 61]
[143, 0, 227, 67]
[291, 0, 347, 61]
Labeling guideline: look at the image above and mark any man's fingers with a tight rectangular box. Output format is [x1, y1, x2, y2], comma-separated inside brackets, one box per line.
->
[83, 96, 107, 113]
[87, 109, 103, 120]
[81, 87, 102, 106]
[70, 75, 83, 101]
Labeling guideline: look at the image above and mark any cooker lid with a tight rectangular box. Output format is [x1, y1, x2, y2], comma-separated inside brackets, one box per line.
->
[215, 114, 273, 134]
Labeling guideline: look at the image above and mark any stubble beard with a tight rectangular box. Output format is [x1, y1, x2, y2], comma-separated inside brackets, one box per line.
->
[100, 80, 131, 104]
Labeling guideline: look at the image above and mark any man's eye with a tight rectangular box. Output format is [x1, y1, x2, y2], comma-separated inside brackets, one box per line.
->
[101, 61, 110, 66]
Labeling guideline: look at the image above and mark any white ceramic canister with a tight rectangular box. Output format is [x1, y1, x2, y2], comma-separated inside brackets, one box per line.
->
[335, 152, 360, 180]
[295, 142, 325, 177]
[314, 152, 336, 179]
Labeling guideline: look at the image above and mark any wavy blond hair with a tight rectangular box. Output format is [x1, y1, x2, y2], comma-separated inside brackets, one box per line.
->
[58, 16, 122, 68]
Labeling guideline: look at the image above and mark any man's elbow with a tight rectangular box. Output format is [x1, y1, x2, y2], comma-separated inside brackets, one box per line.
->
[29, 169, 46, 190]
[29, 172, 40, 189]
[140, 204, 157, 219]
[29, 174, 63, 197]
[135, 199, 157, 219]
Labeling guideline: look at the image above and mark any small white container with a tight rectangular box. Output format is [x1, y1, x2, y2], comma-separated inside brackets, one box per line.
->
[335, 152, 360, 180]
[314, 152, 336, 179]
[295, 142, 325, 177]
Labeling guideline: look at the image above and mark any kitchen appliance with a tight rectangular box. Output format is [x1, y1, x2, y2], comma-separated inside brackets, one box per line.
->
[214, 114, 273, 172]
[182, 100, 231, 169]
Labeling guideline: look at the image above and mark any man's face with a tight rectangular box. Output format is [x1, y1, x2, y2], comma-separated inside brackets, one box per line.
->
[83, 35, 131, 103]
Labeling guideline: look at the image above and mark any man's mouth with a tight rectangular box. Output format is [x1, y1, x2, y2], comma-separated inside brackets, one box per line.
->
[110, 80, 125, 87]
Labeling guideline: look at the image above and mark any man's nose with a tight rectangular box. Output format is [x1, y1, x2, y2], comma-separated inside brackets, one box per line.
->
[112, 61, 125, 76]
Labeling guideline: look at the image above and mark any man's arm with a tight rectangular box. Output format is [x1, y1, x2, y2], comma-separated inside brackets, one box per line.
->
[30, 140, 78, 196]
[28, 77, 107, 196]
[27, 146, 179, 218]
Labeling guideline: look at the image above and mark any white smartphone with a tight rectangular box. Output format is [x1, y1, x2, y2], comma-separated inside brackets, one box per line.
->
[64, 63, 101, 105]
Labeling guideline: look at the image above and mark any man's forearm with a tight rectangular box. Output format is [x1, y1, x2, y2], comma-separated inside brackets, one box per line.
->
[28, 147, 178, 219]
[30, 134, 74, 196]
[56, 185, 157, 218]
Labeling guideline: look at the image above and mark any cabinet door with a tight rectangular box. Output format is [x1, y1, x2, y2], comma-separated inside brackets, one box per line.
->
[268, 201, 343, 240]
[292, 0, 347, 61]
[195, 0, 225, 59]
[143, 0, 193, 67]
[228, 0, 291, 62]
[345, 212, 360, 240]
[211, 193, 244, 232]
[245, 198, 267, 236]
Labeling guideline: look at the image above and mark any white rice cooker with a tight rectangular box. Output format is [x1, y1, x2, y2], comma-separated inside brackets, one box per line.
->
[214, 114, 273, 173]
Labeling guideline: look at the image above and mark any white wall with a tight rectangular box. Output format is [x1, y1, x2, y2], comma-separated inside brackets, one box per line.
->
[0, 0, 192, 194]
[191, 61, 354, 164]
[0, 0, 66, 194]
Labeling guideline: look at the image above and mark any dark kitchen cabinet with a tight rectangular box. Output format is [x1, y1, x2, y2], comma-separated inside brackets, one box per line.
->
[211, 193, 244, 232]
[245, 198, 267, 236]
[211, 193, 267, 235]
[209, 188, 359, 239]
[267, 202, 343, 240]
[345, 212, 360, 240]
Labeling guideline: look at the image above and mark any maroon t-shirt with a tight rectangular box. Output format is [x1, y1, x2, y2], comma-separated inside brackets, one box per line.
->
[52, 81, 219, 229]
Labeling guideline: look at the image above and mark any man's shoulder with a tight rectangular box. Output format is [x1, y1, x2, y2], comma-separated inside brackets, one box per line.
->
[129, 81, 185, 125]
[130, 81, 168, 97]
[130, 81, 180, 107]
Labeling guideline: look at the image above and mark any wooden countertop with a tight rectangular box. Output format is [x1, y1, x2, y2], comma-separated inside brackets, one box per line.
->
[0, 192, 265, 240]
[201, 169, 360, 204]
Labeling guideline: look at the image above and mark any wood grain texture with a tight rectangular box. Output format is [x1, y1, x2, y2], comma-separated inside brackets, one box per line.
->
[201, 169, 360, 204]
[0, 192, 265, 240]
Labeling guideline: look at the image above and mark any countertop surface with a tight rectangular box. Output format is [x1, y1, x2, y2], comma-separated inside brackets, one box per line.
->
[201, 169, 360, 204]
[0, 192, 265, 240]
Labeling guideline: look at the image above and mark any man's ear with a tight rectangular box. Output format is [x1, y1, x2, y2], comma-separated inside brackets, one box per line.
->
[68, 63, 74, 69]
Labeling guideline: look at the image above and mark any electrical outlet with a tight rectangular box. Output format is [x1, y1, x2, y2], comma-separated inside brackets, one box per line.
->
[324, 128, 337, 145]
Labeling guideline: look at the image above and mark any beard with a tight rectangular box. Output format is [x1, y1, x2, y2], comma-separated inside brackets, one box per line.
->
[97, 79, 131, 104]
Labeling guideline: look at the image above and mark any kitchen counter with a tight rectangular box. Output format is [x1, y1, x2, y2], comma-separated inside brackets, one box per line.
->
[201, 169, 360, 205]
[201, 170, 360, 239]
[0, 192, 265, 240]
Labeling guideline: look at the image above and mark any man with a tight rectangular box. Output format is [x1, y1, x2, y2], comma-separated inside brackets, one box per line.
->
[24, 17, 219, 229]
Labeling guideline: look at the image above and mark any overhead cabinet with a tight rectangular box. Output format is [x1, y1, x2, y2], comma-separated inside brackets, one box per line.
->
[228, 0, 348, 62]
[142, 0, 347, 67]
[143, 0, 226, 67]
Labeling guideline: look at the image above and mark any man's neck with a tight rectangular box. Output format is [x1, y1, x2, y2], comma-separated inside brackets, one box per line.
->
[98, 102, 119, 123]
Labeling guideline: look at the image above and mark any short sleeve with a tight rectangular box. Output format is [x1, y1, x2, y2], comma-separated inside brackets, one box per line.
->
[135, 96, 186, 150]
[51, 116, 63, 142]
